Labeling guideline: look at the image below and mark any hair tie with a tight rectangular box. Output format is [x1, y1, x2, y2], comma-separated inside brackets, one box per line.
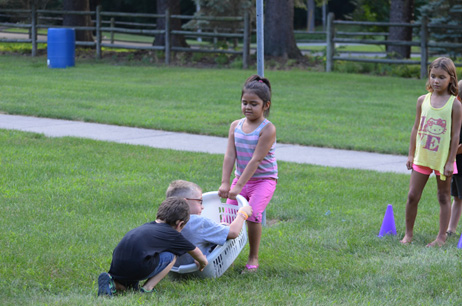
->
[258, 80, 263, 83]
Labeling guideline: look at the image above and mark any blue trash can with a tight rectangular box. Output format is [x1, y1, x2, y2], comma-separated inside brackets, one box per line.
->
[47, 28, 75, 68]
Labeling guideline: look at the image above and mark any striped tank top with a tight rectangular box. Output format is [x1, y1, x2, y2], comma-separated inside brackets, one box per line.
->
[234, 118, 278, 179]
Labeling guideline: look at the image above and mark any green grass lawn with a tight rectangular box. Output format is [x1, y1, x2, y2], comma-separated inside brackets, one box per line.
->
[0, 55, 425, 155]
[2, 129, 462, 305]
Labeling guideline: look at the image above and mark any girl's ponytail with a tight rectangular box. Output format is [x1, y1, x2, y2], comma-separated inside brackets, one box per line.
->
[241, 75, 272, 117]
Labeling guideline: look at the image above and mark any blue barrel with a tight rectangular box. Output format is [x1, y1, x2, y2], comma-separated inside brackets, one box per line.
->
[47, 28, 75, 68]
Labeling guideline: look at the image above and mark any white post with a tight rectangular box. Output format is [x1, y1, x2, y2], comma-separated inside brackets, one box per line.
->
[256, 0, 264, 77]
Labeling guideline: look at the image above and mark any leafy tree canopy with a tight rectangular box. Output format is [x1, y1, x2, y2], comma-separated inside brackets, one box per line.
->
[418, 0, 462, 57]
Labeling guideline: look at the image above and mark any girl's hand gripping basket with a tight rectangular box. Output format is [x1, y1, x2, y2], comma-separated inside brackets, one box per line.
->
[170, 191, 249, 278]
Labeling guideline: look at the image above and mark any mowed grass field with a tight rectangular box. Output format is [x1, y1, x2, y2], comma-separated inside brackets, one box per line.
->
[0, 55, 427, 155]
[2, 55, 462, 305]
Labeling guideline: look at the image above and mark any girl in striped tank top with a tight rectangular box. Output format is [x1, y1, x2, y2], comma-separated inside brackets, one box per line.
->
[218, 75, 277, 273]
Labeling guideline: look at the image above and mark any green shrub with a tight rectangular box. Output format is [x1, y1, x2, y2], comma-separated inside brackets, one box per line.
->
[191, 52, 207, 63]
[214, 54, 229, 66]
[229, 58, 243, 69]
[391, 65, 420, 78]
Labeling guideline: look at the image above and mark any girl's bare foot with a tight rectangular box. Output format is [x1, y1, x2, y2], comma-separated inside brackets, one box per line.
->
[426, 238, 445, 247]
[400, 235, 412, 244]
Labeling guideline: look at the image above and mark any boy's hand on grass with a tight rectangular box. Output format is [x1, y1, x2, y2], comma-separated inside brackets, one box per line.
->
[195, 258, 208, 272]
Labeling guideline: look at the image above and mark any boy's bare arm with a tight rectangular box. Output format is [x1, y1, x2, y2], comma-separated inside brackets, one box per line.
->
[187, 247, 208, 271]
[227, 206, 253, 239]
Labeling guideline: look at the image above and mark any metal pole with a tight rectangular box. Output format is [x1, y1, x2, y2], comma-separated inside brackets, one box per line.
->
[307, 0, 315, 33]
[31, 3, 37, 57]
[165, 8, 170, 65]
[243, 10, 249, 69]
[96, 5, 101, 59]
[196, 3, 202, 42]
[256, 0, 264, 77]
[420, 16, 428, 79]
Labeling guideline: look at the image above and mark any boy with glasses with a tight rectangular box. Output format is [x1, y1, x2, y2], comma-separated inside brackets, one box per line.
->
[166, 180, 252, 266]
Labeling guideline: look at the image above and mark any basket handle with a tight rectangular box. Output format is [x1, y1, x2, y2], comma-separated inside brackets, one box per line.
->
[203, 191, 249, 207]
[170, 263, 199, 274]
[236, 194, 249, 207]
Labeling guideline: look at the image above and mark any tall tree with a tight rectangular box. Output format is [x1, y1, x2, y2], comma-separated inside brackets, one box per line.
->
[183, 0, 251, 49]
[62, 0, 93, 42]
[418, 0, 462, 58]
[154, 0, 187, 47]
[387, 0, 414, 58]
[264, 0, 303, 58]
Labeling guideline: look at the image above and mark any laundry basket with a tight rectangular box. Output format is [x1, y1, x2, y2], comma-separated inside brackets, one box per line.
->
[170, 191, 248, 278]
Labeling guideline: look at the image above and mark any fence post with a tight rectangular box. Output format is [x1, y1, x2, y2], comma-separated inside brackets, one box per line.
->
[110, 17, 115, 44]
[96, 5, 102, 59]
[213, 27, 218, 48]
[31, 3, 37, 57]
[165, 8, 170, 65]
[420, 16, 428, 79]
[326, 12, 335, 72]
[243, 10, 249, 69]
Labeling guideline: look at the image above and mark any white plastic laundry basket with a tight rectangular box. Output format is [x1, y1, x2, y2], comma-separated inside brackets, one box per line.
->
[170, 191, 248, 278]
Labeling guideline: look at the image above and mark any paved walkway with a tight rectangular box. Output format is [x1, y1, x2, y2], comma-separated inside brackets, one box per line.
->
[0, 114, 409, 174]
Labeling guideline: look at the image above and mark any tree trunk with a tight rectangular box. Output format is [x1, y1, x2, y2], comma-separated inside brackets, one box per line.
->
[154, 0, 188, 47]
[387, 0, 414, 58]
[264, 0, 302, 59]
[62, 0, 93, 42]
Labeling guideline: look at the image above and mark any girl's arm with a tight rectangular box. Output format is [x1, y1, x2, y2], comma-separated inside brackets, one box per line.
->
[218, 120, 239, 199]
[444, 99, 462, 176]
[407, 95, 425, 170]
[228, 123, 276, 200]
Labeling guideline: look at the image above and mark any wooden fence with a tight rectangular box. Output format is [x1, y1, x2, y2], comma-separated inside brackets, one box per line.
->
[0, 5, 250, 68]
[1, 7, 461, 76]
[325, 12, 462, 78]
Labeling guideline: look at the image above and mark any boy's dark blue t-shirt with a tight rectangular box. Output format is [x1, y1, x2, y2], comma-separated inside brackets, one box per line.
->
[108, 221, 195, 281]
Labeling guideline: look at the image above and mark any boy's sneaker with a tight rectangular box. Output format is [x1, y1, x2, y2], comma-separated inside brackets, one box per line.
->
[98, 272, 116, 297]
[139, 287, 156, 293]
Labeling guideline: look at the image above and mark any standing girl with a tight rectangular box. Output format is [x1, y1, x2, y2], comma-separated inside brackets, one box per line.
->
[401, 57, 462, 247]
[218, 75, 277, 272]
[447, 80, 462, 236]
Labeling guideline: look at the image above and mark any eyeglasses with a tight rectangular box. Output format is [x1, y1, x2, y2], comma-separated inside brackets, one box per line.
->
[185, 198, 203, 204]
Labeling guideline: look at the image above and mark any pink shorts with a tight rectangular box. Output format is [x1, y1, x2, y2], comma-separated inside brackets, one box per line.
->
[226, 177, 277, 223]
[412, 162, 458, 176]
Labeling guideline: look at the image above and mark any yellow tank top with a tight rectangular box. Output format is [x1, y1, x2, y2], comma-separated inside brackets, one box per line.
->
[414, 93, 456, 180]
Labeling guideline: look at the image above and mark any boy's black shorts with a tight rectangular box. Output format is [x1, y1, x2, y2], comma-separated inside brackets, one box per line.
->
[451, 174, 462, 198]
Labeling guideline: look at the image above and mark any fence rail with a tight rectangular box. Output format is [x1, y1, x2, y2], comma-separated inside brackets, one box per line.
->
[0, 5, 250, 67]
[326, 13, 462, 78]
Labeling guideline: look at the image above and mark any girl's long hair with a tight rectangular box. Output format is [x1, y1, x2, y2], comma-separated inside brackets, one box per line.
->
[426, 57, 459, 96]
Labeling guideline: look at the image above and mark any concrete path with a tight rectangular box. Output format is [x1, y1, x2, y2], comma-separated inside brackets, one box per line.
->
[0, 114, 409, 174]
